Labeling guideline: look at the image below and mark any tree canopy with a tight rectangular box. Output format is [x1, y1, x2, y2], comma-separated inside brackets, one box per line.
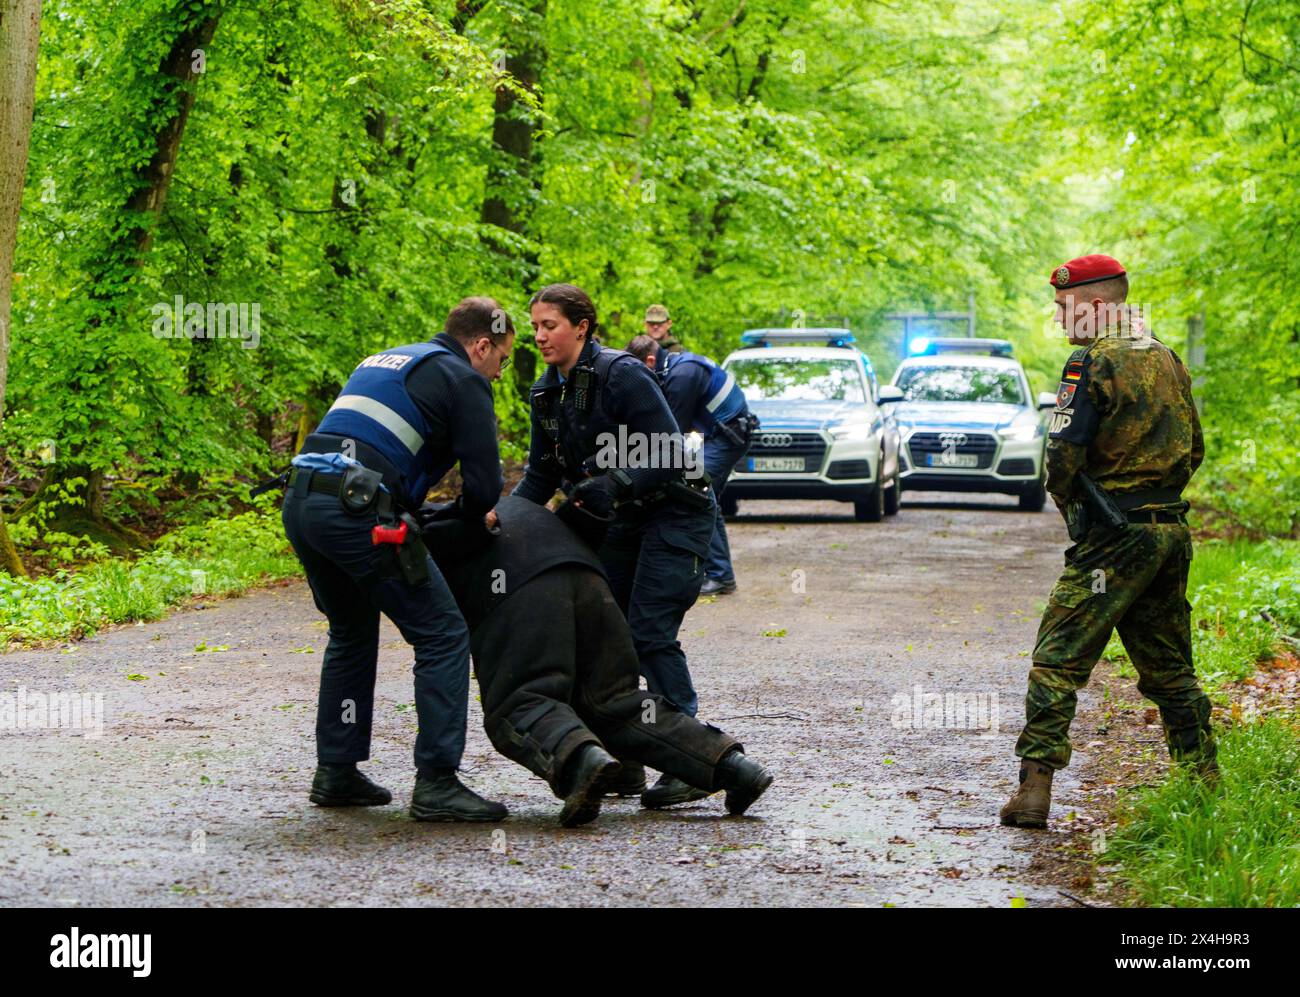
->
[3, 0, 1296, 556]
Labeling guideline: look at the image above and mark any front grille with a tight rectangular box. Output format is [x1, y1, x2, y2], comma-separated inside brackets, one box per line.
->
[827, 459, 871, 480]
[746, 431, 827, 472]
[906, 431, 997, 470]
[997, 457, 1036, 476]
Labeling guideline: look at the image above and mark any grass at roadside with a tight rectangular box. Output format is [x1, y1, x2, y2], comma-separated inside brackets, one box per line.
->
[1104, 538, 1300, 694]
[1105, 717, 1300, 906]
[0, 508, 299, 648]
[1101, 538, 1300, 906]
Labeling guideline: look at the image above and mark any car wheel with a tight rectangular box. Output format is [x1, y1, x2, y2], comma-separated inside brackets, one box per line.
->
[720, 493, 739, 518]
[883, 461, 901, 516]
[1019, 478, 1047, 512]
[854, 484, 884, 522]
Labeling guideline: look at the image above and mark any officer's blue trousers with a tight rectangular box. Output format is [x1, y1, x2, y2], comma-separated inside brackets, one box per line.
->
[702, 432, 749, 583]
[599, 501, 714, 717]
[282, 484, 470, 776]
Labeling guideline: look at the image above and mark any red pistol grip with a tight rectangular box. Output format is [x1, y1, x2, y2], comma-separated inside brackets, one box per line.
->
[371, 520, 408, 545]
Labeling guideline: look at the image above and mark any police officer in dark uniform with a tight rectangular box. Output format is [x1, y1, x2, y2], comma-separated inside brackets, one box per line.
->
[279, 296, 514, 822]
[627, 335, 755, 595]
[1000, 256, 1218, 829]
[421, 494, 774, 827]
[513, 284, 719, 809]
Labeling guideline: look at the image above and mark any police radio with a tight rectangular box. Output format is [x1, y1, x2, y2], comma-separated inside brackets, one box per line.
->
[570, 362, 597, 415]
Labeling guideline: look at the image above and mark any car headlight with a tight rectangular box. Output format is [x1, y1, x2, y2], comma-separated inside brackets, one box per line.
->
[998, 416, 1041, 442]
[829, 422, 873, 442]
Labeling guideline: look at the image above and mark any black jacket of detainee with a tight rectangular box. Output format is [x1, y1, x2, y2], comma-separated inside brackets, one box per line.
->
[423, 495, 605, 630]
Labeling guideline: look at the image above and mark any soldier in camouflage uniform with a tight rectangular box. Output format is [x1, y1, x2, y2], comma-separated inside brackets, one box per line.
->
[1001, 254, 1218, 829]
[644, 303, 685, 354]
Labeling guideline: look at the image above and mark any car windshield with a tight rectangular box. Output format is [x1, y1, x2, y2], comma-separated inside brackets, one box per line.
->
[728, 357, 866, 403]
[895, 365, 1024, 404]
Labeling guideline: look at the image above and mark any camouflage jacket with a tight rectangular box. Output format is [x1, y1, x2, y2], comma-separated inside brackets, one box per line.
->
[658, 334, 685, 354]
[1044, 332, 1203, 513]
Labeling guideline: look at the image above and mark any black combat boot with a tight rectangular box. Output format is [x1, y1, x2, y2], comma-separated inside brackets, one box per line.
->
[714, 749, 774, 816]
[410, 769, 508, 823]
[603, 760, 647, 797]
[641, 773, 713, 809]
[999, 759, 1053, 828]
[558, 744, 621, 828]
[309, 762, 392, 807]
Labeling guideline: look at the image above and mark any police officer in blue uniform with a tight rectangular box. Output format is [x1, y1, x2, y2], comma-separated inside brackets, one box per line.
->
[513, 284, 719, 808]
[278, 296, 513, 822]
[627, 335, 755, 596]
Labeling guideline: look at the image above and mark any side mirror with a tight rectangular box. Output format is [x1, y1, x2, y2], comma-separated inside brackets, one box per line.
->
[1037, 391, 1058, 410]
[878, 385, 905, 404]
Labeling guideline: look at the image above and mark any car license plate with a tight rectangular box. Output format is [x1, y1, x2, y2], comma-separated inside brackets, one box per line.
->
[926, 452, 979, 468]
[750, 457, 804, 472]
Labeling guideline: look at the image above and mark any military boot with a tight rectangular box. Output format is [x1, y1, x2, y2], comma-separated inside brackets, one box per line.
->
[641, 773, 714, 809]
[309, 762, 392, 807]
[604, 760, 647, 797]
[558, 744, 621, 828]
[410, 769, 508, 823]
[999, 759, 1053, 828]
[715, 749, 774, 816]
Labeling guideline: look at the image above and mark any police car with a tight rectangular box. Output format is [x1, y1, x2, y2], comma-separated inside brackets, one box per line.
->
[889, 338, 1057, 511]
[719, 329, 903, 522]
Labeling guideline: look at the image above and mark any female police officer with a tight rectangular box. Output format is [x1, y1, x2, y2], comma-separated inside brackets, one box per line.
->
[513, 284, 718, 808]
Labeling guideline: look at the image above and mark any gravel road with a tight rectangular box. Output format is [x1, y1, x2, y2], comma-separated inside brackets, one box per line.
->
[0, 493, 1100, 907]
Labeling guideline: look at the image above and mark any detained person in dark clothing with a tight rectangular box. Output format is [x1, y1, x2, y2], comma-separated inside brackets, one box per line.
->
[421, 495, 774, 827]
[281, 296, 514, 823]
[513, 284, 723, 809]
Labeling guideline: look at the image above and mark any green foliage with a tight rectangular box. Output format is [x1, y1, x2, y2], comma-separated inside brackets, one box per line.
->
[0, 508, 297, 646]
[1106, 717, 1300, 907]
[1043, 0, 1300, 537]
[1105, 539, 1300, 690]
[0, 0, 1295, 543]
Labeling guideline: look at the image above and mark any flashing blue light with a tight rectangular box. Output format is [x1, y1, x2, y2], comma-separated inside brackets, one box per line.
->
[741, 328, 857, 348]
[909, 337, 930, 355]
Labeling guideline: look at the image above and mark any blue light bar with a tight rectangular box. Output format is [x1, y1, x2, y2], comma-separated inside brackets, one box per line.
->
[741, 328, 857, 348]
[910, 337, 1014, 357]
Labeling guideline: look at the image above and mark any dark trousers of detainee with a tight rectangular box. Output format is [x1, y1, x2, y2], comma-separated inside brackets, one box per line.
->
[282, 486, 470, 775]
[471, 566, 739, 796]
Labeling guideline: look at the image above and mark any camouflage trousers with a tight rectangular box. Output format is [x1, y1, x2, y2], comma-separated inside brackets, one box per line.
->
[1014, 521, 1216, 770]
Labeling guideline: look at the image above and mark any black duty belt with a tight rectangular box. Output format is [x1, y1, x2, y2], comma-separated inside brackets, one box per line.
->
[288, 467, 344, 496]
[1126, 509, 1184, 525]
[1113, 487, 1183, 511]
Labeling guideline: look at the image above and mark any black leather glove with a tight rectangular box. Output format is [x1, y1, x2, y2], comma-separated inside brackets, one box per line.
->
[417, 501, 458, 531]
[569, 475, 617, 517]
[555, 495, 615, 550]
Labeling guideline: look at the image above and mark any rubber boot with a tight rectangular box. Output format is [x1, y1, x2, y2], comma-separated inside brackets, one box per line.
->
[999, 759, 1053, 828]
[558, 744, 621, 828]
[714, 749, 774, 815]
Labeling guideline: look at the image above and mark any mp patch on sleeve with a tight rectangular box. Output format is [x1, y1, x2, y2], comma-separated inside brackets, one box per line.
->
[1048, 350, 1100, 444]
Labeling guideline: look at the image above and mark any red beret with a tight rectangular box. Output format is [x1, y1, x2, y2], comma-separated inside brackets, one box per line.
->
[1050, 254, 1126, 289]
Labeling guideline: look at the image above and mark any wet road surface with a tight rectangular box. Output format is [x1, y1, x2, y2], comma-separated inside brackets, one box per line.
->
[0, 493, 1097, 907]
